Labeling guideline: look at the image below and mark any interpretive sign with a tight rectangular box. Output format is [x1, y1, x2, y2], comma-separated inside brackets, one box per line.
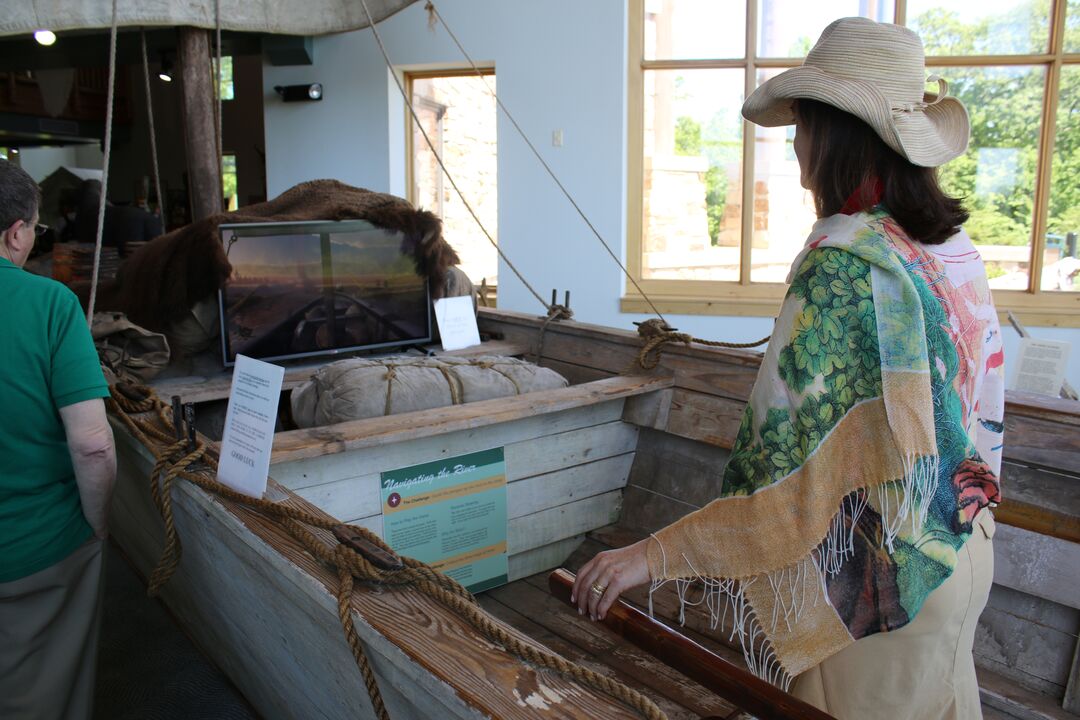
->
[433, 295, 481, 352]
[380, 447, 508, 592]
[217, 354, 284, 498]
[1011, 337, 1070, 397]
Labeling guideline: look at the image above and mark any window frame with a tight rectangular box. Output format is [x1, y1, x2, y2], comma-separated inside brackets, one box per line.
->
[222, 152, 238, 211]
[623, 0, 1080, 327]
[403, 67, 500, 291]
[403, 67, 495, 213]
[213, 55, 235, 102]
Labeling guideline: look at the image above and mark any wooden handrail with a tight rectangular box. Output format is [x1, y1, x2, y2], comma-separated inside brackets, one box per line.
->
[548, 569, 836, 720]
[994, 497, 1080, 545]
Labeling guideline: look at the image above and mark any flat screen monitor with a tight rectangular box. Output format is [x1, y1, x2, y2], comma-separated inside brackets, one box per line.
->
[218, 220, 432, 366]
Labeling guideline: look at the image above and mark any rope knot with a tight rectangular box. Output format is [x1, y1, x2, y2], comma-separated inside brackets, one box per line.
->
[546, 303, 573, 321]
[111, 381, 156, 413]
[634, 318, 677, 340]
[631, 319, 692, 372]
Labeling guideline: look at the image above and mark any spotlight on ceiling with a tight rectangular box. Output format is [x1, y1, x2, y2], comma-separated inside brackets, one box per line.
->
[274, 83, 323, 102]
[158, 54, 174, 83]
[34, 30, 57, 46]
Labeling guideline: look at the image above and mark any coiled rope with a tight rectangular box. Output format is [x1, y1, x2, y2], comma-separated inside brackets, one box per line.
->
[632, 318, 771, 371]
[106, 383, 666, 720]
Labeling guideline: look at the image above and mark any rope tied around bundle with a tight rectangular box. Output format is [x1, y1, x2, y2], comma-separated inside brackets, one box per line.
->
[377, 357, 538, 417]
[106, 383, 667, 720]
[633, 318, 772, 371]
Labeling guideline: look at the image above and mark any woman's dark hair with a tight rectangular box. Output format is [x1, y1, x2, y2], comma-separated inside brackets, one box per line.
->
[795, 99, 968, 244]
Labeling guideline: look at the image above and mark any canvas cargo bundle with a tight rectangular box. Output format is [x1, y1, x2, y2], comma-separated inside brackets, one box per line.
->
[91, 311, 170, 384]
[290, 355, 568, 428]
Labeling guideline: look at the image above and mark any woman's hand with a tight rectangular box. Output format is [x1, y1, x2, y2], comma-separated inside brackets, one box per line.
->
[570, 538, 652, 621]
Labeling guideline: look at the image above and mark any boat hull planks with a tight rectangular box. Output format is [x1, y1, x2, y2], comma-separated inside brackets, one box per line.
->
[475, 307, 1080, 715]
[108, 413, 660, 719]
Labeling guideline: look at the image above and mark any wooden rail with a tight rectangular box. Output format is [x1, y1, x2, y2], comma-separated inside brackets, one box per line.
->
[270, 374, 673, 463]
[548, 569, 837, 720]
[993, 497, 1080, 545]
[480, 309, 1080, 544]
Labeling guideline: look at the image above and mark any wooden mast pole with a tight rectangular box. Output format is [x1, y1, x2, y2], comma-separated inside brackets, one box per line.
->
[177, 27, 222, 222]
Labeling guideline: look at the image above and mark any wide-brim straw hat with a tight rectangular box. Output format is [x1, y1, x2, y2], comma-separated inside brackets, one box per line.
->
[742, 17, 969, 168]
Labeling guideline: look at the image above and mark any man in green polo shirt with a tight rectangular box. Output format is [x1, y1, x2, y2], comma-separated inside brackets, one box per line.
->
[0, 159, 116, 720]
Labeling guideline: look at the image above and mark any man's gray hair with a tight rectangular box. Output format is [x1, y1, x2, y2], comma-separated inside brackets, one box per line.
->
[0, 159, 41, 231]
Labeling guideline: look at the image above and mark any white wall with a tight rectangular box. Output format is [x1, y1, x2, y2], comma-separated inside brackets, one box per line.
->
[18, 146, 81, 182]
[17, 145, 106, 184]
[264, 0, 1080, 389]
[264, 0, 633, 329]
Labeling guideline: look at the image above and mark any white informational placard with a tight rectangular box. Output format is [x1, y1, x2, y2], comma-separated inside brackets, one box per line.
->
[1011, 338, 1071, 397]
[217, 354, 285, 498]
[434, 295, 482, 352]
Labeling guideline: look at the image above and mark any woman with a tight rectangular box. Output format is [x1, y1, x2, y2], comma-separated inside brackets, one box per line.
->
[572, 17, 1004, 720]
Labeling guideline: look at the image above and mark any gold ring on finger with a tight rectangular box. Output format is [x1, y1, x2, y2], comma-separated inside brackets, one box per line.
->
[591, 583, 606, 595]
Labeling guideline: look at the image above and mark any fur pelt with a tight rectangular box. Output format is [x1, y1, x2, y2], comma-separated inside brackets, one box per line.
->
[92, 180, 458, 332]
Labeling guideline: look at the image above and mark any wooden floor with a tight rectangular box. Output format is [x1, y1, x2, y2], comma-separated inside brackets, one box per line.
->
[482, 525, 1071, 720]
[479, 529, 749, 720]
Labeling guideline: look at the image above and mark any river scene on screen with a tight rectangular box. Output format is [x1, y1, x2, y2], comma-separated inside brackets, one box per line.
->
[221, 227, 431, 363]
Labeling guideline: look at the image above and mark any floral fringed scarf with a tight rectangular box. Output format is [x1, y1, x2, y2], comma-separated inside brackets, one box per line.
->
[646, 208, 1005, 688]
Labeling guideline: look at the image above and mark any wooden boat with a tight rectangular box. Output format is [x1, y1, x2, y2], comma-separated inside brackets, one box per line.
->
[107, 306, 1080, 720]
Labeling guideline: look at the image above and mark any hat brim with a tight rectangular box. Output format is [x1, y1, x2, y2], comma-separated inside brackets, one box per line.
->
[742, 66, 970, 167]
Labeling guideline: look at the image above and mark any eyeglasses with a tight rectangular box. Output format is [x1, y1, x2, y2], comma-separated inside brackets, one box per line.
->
[33, 223, 48, 237]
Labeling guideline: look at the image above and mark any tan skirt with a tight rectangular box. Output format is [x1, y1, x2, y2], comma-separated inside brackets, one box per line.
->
[792, 510, 996, 720]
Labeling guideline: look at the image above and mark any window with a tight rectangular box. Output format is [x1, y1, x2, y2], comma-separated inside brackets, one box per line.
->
[406, 70, 498, 288]
[213, 56, 234, 101]
[222, 154, 238, 211]
[626, 0, 1080, 326]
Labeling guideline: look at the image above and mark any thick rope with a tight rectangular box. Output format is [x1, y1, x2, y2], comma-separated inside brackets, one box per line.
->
[355, 0, 550, 314]
[214, 0, 224, 208]
[383, 365, 397, 416]
[632, 318, 771, 371]
[107, 384, 665, 720]
[381, 358, 533, 416]
[85, 0, 119, 325]
[534, 303, 573, 364]
[424, 1, 668, 324]
[435, 365, 462, 404]
[336, 566, 390, 720]
[140, 31, 167, 225]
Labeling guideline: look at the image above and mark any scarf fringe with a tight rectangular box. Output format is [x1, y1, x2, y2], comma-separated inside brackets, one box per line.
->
[648, 453, 939, 688]
[877, 453, 940, 553]
[649, 545, 794, 691]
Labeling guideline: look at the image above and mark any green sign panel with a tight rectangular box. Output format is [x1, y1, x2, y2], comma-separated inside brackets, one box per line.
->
[380, 447, 508, 593]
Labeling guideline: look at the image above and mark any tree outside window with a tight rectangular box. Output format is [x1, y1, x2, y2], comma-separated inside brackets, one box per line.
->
[628, 0, 1080, 324]
[222, 154, 238, 211]
[212, 56, 234, 101]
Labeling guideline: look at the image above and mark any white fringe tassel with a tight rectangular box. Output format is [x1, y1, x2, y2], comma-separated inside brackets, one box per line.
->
[877, 453, 939, 553]
[647, 455, 938, 692]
